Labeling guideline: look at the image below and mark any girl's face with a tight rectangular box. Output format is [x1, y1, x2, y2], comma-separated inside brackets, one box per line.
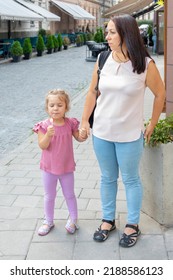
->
[47, 95, 67, 120]
[106, 20, 121, 51]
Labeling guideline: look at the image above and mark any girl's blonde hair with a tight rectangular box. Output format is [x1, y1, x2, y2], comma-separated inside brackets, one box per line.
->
[45, 89, 70, 112]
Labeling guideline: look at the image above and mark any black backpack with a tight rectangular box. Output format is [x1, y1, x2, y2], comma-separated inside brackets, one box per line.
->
[89, 50, 111, 128]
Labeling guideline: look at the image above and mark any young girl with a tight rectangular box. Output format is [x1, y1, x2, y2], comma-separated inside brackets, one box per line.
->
[33, 89, 87, 236]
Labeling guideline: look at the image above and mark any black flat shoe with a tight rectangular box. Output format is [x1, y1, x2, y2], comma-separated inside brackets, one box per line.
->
[119, 224, 141, 248]
[93, 219, 116, 242]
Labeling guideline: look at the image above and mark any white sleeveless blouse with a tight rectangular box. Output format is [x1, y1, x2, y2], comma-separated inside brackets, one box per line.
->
[93, 52, 151, 142]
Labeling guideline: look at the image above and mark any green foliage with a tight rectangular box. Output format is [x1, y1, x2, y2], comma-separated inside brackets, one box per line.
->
[94, 27, 105, 43]
[10, 41, 23, 56]
[75, 35, 81, 44]
[38, 28, 46, 37]
[147, 25, 153, 36]
[63, 36, 70, 46]
[36, 34, 45, 52]
[146, 114, 173, 147]
[46, 35, 54, 50]
[23, 38, 32, 54]
[57, 33, 63, 48]
[52, 35, 59, 49]
[83, 33, 87, 44]
[86, 33, 93, 41]
[80, 34, 84, 44]
[137, 20, 153, 27]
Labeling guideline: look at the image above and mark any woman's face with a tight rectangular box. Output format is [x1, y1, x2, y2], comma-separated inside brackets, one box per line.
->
[106, 20, 121, 52]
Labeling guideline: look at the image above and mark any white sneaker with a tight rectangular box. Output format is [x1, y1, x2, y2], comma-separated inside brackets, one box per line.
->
[38, 220, 54, 236]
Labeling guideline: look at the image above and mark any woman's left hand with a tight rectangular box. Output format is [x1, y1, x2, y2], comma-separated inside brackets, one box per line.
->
[144, 122, 155, 144]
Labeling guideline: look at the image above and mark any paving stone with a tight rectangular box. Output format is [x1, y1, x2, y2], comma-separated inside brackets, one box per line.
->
[87, 199, 101, 212]
[0, 218, 37, 231]
[80, 188, 100, 199]
[26, 242, 74, 260]
[73, 240, 120, 260]
[0, 206, 22, 219]
[0, 231, 33, 255]
[0, 194, 17, 206]
[0, 185, 14, 194]
[10, 185, 36, 195]
[0, 255, 25, 260]
[5, 170, 29, 178]
[164, 228, 173, 251]
[12, 195, 41, 208]
[120, 235, 167, 260]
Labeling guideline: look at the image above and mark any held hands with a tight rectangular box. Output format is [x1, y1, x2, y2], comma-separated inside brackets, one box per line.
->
[80, 120, 90, 137]
[78, 128, 88, 141]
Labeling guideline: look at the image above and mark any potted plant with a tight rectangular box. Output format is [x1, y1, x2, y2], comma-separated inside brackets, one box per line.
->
[63, 36, 70, 50]
[23, 38, 32, 60]
[75, 35, 81, 47]
[36, 34, 45, 56]
[57, 33, 63, 51]
[46, 35, 54, 54]
[10, 41, 23, 62]
[52, 35, 59, 52]
[140, 113, 173, 226]
[80, 34, 84, 46]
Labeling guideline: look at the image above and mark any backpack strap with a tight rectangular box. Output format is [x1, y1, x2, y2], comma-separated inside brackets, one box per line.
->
[95, 50, 111, 91]
[98, 50, 111, 70]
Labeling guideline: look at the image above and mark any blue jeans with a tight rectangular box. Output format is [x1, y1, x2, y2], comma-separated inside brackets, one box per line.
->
[93, 134, 144, 224]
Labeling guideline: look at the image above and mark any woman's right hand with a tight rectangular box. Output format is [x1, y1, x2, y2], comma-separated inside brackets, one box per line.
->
[80, 120, 90, 137]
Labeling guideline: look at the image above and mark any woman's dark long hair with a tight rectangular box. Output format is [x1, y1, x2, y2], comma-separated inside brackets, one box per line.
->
[111, 14, 152, 74]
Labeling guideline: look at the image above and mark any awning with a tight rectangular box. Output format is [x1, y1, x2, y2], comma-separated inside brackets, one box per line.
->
[103, 0, 154, 18]
[15, 0, 60, 21]
[50, 0, 95, 20]
[0, 0, 43, 21]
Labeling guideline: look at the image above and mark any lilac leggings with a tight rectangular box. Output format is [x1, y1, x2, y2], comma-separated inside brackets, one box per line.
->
[42, 171, 78, 223]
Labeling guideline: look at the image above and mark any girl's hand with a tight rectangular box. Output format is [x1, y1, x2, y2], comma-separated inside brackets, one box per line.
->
[46, 125, 55, 137]
[80, 120, 90, 137]
[144, 122, 155, 144]
[79, 128, 88, 140]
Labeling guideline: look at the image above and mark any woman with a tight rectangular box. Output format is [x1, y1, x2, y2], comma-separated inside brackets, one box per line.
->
[80, 15, 165, 247]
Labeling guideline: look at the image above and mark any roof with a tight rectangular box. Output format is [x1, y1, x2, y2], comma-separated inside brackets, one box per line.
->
[15, 0, 60, 21]
[103, 0, 154, 18]
[50, 0, 95, 20]
[0, 0, 43, 21]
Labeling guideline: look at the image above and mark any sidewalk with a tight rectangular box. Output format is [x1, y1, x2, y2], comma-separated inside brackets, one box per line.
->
[0, 54, 173, 260]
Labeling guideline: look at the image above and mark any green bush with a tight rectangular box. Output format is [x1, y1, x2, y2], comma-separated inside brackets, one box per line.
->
[86, 33, 93, 41]
[38, 28, 46, 37]
[52, 35, 59, 49]
[63, 36, 70, 46]
[94, 28, 105, 43]
[36, 34, 45, 52]
[23, 38, 32, 55]
[46, 35, 54, 50]
[75, 35, 81, 44]
[80, 34, 84, 45]
[146, 114, 173, 147]
[10, 41, 23, 56]
[57, 33, 63, 49]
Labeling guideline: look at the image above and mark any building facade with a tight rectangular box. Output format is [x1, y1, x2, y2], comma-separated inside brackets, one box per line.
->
[0, 0, 112, 39]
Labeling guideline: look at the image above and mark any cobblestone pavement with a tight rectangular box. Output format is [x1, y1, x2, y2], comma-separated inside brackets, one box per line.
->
[0, 46, 94, 158]
[0, 52, 173, 262]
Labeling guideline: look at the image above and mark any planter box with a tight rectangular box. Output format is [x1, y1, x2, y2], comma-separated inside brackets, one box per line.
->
[140, 143, 173, 226]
